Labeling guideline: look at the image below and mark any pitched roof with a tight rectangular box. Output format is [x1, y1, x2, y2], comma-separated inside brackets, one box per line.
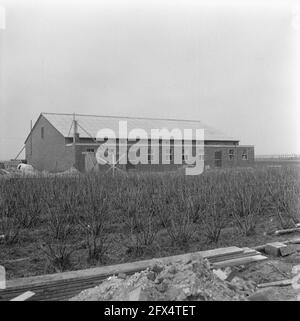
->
[31, 112, 238, 142]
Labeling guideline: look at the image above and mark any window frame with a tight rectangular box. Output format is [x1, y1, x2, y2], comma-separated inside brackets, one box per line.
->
[165, 147, 173, 162]
[148, 148, 156, 163]
[242, 149, 248, 160]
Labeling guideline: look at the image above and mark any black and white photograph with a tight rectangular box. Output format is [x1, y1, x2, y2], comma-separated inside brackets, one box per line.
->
[0, 0, 300, 307]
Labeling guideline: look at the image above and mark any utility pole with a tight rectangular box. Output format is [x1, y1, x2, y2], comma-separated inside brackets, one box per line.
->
[73, 113, 78, 170]
[73, 113, 78, 145]
[30, 120, 33, 157]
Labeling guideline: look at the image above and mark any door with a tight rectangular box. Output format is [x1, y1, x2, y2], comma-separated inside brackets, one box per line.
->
[84, 152, 98, 172]
[214, 151, 222, 168]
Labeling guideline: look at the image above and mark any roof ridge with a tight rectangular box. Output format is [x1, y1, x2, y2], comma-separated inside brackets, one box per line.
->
[40, 112, 238, 141]
[41, 112, 209, 124]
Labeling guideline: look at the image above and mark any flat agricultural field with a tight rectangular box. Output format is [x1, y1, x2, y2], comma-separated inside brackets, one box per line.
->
[0, 167, 299, 279]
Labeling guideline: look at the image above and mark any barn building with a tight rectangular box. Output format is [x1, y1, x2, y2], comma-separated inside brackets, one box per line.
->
[24, 113, 254, 173]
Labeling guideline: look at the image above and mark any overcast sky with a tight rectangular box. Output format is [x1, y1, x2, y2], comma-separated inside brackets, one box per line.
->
[0, 0, 300, 160]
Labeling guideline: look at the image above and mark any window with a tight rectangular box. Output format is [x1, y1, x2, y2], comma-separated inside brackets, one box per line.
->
[86, 148, 95, 153]
[41, 127, 44, 139]
[165, 148, 173, 162]
[182, 152, 190, 163]
[229, 149, 234, 160]
[214, 151, 222, 167]
[182, 146, 188, 162]
[242, 150, 248, 160]
[148, 148, 155, 163]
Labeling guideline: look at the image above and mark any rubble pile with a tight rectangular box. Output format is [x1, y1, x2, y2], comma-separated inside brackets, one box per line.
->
[70, 256, 256, 301]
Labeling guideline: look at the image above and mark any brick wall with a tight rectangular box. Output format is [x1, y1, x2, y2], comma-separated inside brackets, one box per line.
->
[25, 116, 74, 172]
[204, 145, 254, 168]
[25, 121, 254, 173]
[80, 139, 254, 172]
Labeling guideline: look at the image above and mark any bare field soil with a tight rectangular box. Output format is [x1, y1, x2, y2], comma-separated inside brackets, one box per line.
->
[0, 167, 299, 280]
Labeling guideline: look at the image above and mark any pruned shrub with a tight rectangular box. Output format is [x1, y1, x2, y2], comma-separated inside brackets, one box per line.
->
[0, 187, 22, 245]
[158, 182, 197, 247]
[227, 171, 268, 236]
[77, 175, 111, 263]
[267, 168, 300, 228]
[196, 177, 229, 244]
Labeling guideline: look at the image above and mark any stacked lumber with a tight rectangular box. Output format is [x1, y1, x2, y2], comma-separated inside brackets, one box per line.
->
[0, 246, 267, 301]
[10, 291, 35, 301]
[264, 242, 296, 257]
[210, 247, 267, 269]
[254, 237, 300, 252]
[256, 239, 300, 257]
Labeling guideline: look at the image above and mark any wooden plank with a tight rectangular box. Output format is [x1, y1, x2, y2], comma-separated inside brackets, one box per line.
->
[286, 238, 300, 245]
[198, 247, 243, 259]
[211, 255, 267, 269]
[280, 245, 296, 257]
[5, 247, 243, 290]
[3, 268, 137, 294]
[254, 237, 300, 252]
[254, 244, 267, 252]
[265, 242, 287, 257]
[274, 228, 300, 236]
[0, 246, 249, 301]
[209, 248, 259, 263]
[1, 279, 104, 301]
[10, 291, 35, 301]
[0, 268, 142, 301]
[0, 275, 114, 300]
[257, 279, 293, 288]
[5, 261, 153, 289]
[26, 283, 100, 301]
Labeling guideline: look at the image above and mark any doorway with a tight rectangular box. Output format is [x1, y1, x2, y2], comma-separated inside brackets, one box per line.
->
[214, 151, 222, 168]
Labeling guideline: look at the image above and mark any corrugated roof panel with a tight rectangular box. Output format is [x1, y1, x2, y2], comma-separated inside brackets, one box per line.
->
[42, 113, 237, 141]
